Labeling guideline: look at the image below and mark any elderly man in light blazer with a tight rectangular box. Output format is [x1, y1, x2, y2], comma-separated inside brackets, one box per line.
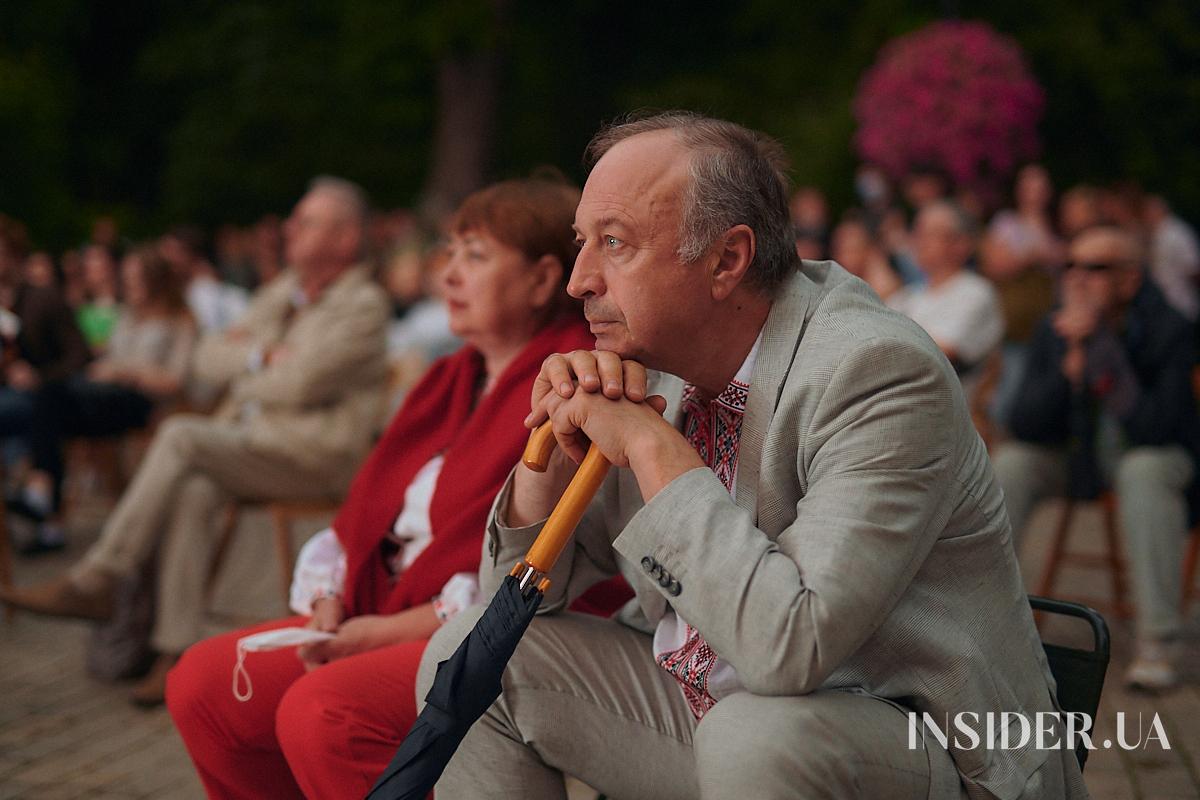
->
[3, 176, 391, 703]
[419, 114, 1088, 799]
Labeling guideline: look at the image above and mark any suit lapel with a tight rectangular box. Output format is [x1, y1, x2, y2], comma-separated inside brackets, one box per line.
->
[736, 268, 815, 521]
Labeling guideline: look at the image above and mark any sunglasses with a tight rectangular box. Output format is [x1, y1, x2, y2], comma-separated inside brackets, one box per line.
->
[1065, 260, 1126, 273]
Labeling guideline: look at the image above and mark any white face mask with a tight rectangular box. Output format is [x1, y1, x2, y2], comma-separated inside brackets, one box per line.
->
[233, 627, 335, 701]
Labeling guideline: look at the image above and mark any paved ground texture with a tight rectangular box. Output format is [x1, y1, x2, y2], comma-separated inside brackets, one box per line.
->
[2, 489, 1198, 798]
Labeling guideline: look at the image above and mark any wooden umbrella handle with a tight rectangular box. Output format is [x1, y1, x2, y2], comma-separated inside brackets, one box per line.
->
[513, 421, 611, 584]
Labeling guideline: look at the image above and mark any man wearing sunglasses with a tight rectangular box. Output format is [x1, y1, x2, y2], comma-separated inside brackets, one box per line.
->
[993, 225, 1200, 692]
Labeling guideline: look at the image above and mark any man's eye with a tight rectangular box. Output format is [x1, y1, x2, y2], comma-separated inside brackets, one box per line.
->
[604, 236, 621, 249]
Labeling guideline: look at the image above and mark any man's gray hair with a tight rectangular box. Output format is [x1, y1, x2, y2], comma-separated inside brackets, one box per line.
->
[585, 111, 799, 293]
[308, 175, 370, 229]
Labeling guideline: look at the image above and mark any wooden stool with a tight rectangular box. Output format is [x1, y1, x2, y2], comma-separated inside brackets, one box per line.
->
[1039, 491, 1200, 618]
[1036, 492, 1132, 619]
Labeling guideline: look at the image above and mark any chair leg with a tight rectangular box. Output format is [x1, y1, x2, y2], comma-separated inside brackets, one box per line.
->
[1182, 529, 1200, 614]
[0, 509, 13, 623]
[271, 508, 296, 609]
[1037, 499, 1075, 599]
[1100, 495, 1131, 619]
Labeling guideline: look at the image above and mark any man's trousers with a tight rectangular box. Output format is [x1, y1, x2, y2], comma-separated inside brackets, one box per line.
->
[77, 414, 346, 654]
[417, 608, 972, 800]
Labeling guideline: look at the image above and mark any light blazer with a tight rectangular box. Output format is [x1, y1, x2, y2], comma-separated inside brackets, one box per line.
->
[483, 261, 1087, 799]
[192, 265, 390, 482]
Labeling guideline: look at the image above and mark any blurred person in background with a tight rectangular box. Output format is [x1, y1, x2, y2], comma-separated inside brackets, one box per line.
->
[991, 227, 1198, 692]
[214, 223, 257, 292]
[250, 214, 285, 287]
[981, 215, 1057, 432]
[789, 186, 829, 260]
[1143, 194, 1200, 322]
[900, 163, 950, 212]
[991, 164, 1065, 270]
[160, 224, 248, 332]
[1058, 184, 1105, 240]
[10, 247, 196, 553]
[828, 215, 901, 300]
[22, 251, 59, 290]
[165, 177, 629, 799]
[1, 177, 392, 705]
[887, 200, 1004, 398]
[1, 222, 90, 513]
[76, 244, 122, 353]
[1100, 182, 1145, 235]
[853, 163, 895, 234]
[58, 246, 87, 308]
[382, 238, 460, 408]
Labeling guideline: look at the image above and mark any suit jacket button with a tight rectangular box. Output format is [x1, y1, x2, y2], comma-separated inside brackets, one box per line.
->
[641, 556, 655, 573]
[658, 572, 672, 588]
[667, 579, 682, 596]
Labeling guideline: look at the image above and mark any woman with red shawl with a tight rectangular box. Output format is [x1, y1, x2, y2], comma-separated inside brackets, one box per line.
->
[166, 177, 629, 799]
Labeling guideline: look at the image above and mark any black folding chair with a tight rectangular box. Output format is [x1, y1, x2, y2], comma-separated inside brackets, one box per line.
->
[1029, 594, 1110, 771]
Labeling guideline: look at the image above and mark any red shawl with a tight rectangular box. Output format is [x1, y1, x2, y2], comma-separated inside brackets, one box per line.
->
[338, 316, 596, 617]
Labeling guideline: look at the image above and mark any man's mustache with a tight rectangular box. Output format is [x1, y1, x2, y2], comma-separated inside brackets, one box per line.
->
[583, 301, 618, 321]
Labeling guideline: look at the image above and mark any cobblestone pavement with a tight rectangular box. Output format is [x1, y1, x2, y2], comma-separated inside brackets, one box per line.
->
[2, 495, 1197, 798]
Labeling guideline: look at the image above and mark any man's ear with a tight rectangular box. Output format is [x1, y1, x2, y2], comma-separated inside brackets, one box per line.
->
[711, 224, 756, 301]
[530, 254, 564, 310]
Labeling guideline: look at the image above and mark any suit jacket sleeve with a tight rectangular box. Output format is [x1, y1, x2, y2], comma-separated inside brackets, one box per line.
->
[611, 337, 959, 696]
[190, 279, 288, 389]
[480, 466, 621, 610]
[230, 281, 389, 409]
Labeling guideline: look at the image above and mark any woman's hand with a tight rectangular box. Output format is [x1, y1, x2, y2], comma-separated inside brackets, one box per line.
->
[306, 596, 344, 633]
[297, 604, 439, 671]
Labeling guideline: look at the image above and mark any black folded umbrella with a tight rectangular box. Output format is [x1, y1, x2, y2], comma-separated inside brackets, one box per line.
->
[367, 575, 542, 799]
[367, 425, 609, 800]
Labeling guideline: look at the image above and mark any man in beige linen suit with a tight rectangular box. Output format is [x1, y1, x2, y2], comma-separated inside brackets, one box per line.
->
[3, 177, 390, 700]
[419, 114, 1087, 798]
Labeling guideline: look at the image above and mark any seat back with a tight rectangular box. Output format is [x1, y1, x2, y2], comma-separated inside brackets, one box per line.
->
[1029, 595, 1110, 771]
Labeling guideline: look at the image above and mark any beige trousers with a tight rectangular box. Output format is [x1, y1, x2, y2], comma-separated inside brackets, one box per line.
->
[992, 441, 1193, 639]
[76, 414, 347, 654]
[417, 608, 968, 800]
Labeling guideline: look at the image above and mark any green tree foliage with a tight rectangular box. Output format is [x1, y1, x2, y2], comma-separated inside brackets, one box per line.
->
[1, 0, 1197, 249]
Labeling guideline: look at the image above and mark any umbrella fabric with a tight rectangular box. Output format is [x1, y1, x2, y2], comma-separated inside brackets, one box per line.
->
[367, 575, 543, 799]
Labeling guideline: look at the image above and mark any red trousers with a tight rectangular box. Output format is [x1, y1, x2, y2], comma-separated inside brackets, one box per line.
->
[166, 616, 427, 799]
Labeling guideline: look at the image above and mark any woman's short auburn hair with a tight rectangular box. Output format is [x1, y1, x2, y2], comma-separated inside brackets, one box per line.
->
[450, 174, 582, 288]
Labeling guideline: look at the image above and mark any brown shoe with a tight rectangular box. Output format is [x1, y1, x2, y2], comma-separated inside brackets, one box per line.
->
[130, 653, 180, 708]
[0, 573, 115, 622]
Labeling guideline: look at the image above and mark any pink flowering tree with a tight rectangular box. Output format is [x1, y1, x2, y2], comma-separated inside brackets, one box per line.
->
[853, 21, 1045, 202]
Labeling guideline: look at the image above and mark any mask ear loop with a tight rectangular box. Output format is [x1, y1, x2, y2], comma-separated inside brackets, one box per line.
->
[233, 640, 253, 702]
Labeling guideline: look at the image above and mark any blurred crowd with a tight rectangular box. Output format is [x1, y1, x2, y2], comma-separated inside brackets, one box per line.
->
[795, 163, 1200, 692]
[0, 200, 462, 550]
[1, 158, 1198, 709]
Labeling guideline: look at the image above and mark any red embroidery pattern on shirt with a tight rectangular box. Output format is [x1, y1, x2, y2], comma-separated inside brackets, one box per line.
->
[657, 377, 748, 719]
